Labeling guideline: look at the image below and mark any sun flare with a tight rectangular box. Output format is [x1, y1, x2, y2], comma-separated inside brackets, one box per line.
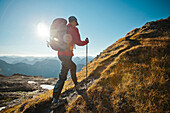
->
[37, 22, 49, 39]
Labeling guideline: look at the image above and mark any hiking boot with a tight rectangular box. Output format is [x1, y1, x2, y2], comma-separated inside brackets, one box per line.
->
[75, 84, 81, 91]
[51, 98, 66, 109]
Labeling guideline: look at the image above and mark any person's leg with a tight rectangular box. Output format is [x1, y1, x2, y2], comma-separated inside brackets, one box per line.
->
[53, 55, 70, 100]
[70, 58, 78, 85]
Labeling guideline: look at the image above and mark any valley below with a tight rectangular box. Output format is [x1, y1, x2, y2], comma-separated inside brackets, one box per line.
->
[0, 73, 57, 111]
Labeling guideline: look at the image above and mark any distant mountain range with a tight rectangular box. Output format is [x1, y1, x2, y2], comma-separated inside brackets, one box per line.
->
[0, 56, 58, 65]
[0, 56, 94, 78]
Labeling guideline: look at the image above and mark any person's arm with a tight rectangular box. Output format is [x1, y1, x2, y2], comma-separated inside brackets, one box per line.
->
[73, 28, 88, 46]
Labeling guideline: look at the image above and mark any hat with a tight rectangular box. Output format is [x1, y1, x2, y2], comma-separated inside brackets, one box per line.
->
[69, 16, 79, 26]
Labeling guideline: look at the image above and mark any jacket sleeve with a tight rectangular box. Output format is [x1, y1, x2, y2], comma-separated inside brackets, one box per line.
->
[73, 28, 88, 46]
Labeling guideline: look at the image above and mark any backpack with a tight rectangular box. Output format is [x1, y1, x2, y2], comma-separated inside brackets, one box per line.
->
[48, 18, 73, 51]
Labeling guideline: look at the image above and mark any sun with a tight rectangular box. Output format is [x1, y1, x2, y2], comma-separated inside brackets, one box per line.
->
[37, 22, 49, 39]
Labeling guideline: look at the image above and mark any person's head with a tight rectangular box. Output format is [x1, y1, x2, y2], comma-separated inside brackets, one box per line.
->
[68, 16, 79, 27]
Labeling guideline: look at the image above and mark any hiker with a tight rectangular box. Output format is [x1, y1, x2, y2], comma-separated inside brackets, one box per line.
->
[52, 16, 89, 108]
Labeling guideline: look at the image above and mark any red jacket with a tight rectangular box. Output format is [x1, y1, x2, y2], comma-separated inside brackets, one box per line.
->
[58, 23, 88, 56]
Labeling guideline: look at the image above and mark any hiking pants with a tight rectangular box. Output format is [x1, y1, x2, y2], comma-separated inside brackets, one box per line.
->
[53, 55, 77, 100]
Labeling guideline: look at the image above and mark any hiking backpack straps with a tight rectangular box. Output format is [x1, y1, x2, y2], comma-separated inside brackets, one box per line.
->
[49, 18, 73, 51]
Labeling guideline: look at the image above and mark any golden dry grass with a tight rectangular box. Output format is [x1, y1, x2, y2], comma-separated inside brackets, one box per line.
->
[67, 45, 169, 113]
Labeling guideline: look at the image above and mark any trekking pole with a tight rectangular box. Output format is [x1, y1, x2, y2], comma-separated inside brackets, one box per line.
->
[86, 43, 88, 90]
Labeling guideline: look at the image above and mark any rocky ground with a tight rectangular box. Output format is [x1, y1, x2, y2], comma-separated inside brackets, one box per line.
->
[0, 73, 57, 110]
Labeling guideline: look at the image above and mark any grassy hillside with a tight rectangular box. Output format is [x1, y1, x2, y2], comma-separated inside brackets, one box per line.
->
[66, 17, 170, 113]
[2, 17, 170, 113]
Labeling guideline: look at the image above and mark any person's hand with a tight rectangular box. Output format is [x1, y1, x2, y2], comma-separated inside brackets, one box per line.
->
[85, 38, 89, 43]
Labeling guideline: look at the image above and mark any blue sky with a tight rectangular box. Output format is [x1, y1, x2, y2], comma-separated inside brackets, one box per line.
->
[0, 0, 169, 57]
